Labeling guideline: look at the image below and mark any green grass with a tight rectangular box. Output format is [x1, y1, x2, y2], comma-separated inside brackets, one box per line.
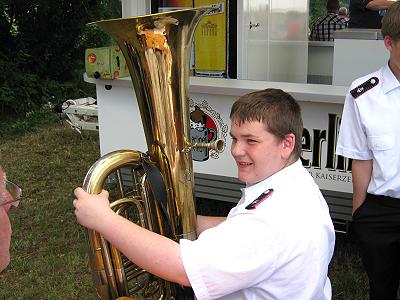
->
[0, 114, 98, 299]
[329, 235, 369, 299]
[0, 113, 371, 299]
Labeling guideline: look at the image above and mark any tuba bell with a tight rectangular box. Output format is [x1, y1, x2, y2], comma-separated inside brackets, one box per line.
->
[81, 8, 223, 300]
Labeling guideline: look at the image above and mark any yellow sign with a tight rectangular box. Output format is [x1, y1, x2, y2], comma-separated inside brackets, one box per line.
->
[194, 1, 227, 77]
[158, 0, 193, 11]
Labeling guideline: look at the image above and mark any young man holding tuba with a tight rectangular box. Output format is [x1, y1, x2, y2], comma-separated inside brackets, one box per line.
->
[74, 88, 335, 300]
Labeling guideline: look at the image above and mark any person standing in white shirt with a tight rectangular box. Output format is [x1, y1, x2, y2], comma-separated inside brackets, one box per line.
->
[336, 3, 400, 299]
[74, 88, 335, 299]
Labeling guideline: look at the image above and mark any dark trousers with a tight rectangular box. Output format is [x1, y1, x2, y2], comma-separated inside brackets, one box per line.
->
[352, 194, 400, 300]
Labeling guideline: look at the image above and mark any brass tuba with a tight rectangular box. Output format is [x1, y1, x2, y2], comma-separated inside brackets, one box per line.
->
[82, 8, 224, 300]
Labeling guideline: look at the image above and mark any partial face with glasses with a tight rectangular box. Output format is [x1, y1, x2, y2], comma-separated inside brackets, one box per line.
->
[0, 166, 22, 272]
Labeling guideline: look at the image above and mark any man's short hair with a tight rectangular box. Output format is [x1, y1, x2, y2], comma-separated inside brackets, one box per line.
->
[381, 1, 400, 41]
[326, 0, 340, 12]
[338, 7, 348, 16]
[230, 88, 303, 160]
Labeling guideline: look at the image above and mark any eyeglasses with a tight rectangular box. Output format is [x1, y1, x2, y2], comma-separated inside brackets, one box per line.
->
[1, 180, 22, 207]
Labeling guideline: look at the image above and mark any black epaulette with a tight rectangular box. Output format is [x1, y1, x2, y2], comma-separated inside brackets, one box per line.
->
[350, 77, 379, 99]
[245, 188, 274, 210]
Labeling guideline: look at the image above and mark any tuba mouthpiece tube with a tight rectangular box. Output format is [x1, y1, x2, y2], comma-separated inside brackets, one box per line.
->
[191, 139, 225, 153]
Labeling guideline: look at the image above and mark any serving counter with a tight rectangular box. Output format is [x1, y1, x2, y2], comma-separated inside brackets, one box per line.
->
[85, 74, 352, 230]
[333, 28, 388, 86]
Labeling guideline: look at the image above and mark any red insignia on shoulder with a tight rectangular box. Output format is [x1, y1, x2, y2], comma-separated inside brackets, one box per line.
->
[350, 77, 379, 99]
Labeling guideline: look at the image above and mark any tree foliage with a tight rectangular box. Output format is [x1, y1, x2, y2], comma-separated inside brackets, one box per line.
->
[0, 0, 121, 115]
[309, 0, 326, 24]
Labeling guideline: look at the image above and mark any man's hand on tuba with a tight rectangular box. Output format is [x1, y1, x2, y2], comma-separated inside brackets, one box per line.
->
[73, 188, 111, 230]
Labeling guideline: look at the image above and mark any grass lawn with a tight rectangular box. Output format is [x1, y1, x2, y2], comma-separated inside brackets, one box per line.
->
[0, 115, 97, 299]
[0, 114, 370, 299]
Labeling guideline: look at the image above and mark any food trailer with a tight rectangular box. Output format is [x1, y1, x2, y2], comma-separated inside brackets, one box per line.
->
[83, 0, 389, 233]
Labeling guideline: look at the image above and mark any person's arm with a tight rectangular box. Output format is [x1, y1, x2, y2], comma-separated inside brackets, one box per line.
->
[351, 159, 372, 214]
[196, 215, 226, 236]
[366, 0, 396, 10]
[309, 29, 316, 41]
[73, 188, 190, 286]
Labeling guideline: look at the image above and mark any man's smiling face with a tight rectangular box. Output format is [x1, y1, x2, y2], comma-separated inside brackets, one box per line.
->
[230, 119, 287, 185]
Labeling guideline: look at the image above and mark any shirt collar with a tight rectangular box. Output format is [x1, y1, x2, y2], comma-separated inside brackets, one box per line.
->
[381, 63, 400, 95]
[241, 159, 303, 204]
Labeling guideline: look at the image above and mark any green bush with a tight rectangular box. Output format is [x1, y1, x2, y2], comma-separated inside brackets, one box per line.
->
[0, 108, 59, 139]
[0, 55, 96, 115]
[0, 0, 119, 116]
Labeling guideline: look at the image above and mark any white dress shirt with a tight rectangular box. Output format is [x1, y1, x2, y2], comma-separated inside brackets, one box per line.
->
[336, 64, 400, 198]
[180, 160, 335, 300]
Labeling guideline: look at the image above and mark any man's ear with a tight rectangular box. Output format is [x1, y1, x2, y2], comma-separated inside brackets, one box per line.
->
[384, 35, 393, 52]
[281, 133, 295, 159]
